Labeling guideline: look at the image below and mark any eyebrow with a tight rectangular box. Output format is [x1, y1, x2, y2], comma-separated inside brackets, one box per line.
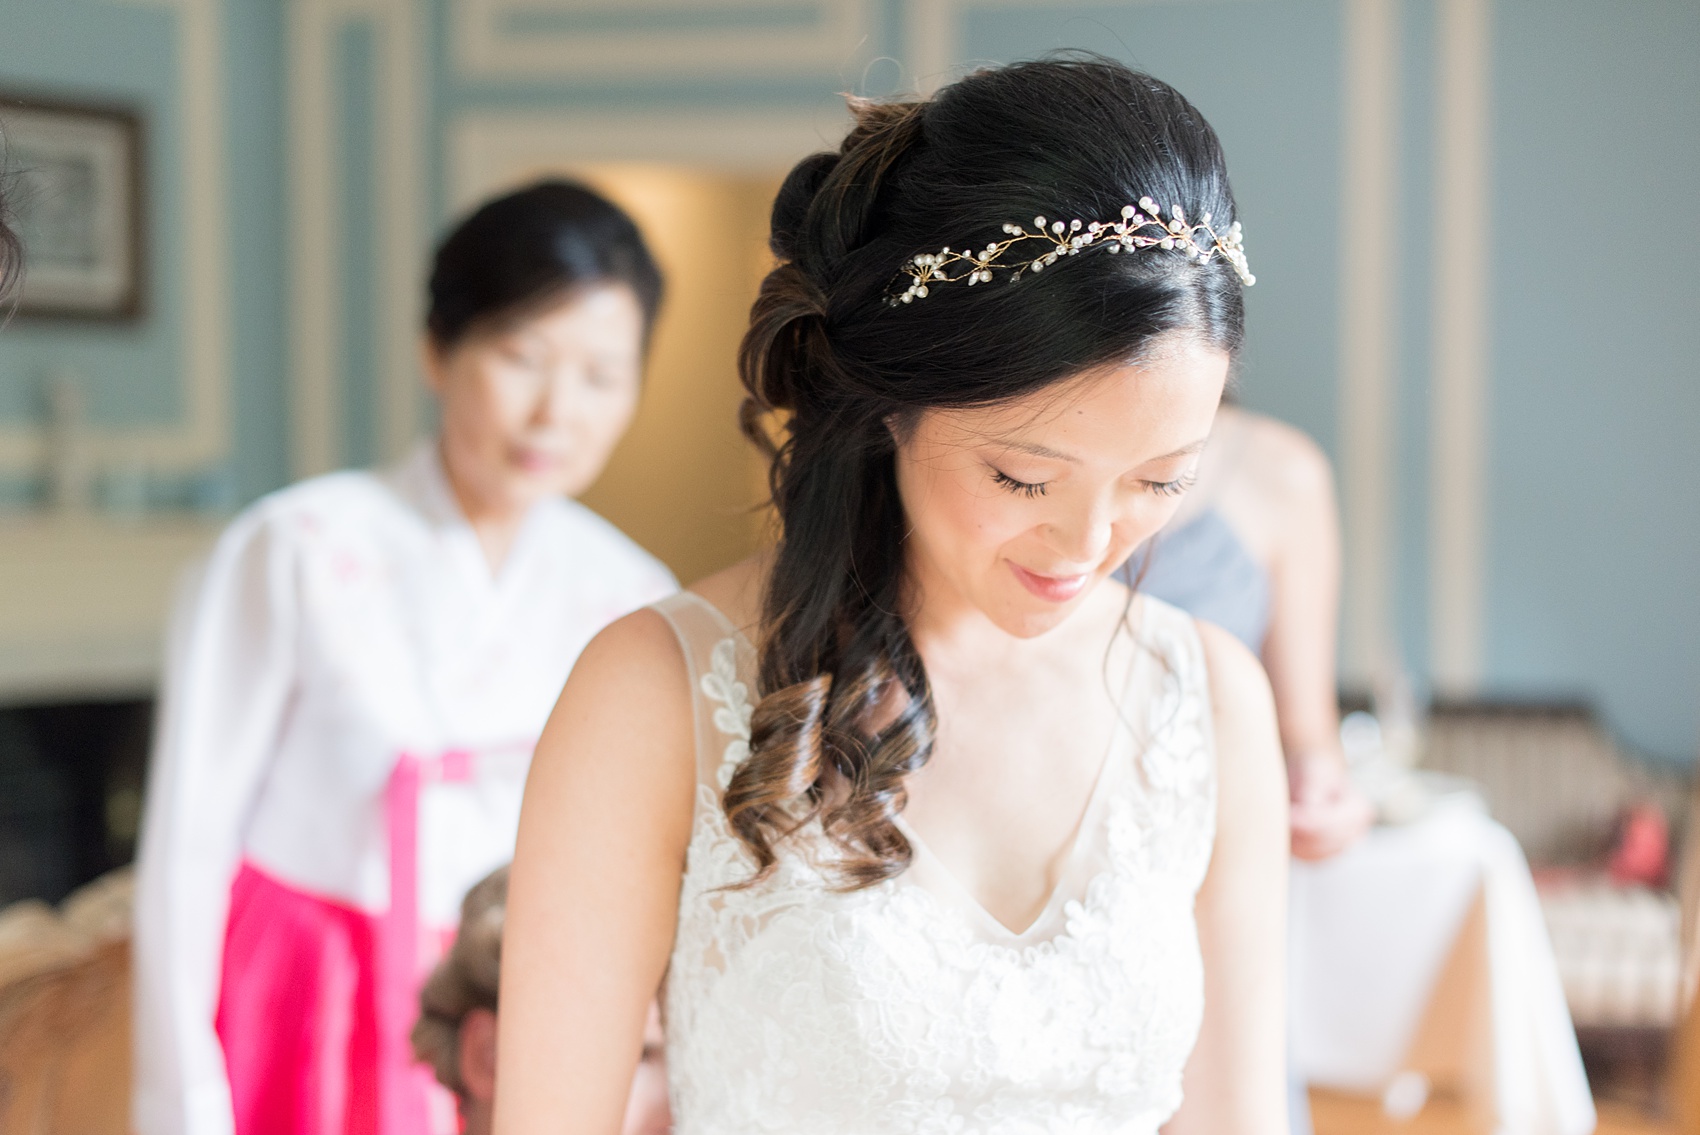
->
[1153, 438, 1211, 462]
[991, 436, 1211, 465]
[995, 438, 1080, 462]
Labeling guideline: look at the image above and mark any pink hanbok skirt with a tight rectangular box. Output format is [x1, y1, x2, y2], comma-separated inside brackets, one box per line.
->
[215, 754, 463, 1135]
[215, 864, 455, 1135]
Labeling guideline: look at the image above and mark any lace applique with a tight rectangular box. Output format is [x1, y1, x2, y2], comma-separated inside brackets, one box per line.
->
[700, 639, 751, 789]
[663, 600, 1217, 1135]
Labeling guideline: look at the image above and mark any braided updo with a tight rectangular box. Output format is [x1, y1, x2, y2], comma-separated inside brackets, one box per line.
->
[730, 55, 1248, 889]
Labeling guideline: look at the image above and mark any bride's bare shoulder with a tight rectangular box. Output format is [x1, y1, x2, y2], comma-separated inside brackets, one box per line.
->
[686, 552, 770, 642]
[562, 552, 765, 702]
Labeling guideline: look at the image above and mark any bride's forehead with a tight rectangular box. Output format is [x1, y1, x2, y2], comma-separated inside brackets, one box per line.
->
[917, 355, 1224, 452]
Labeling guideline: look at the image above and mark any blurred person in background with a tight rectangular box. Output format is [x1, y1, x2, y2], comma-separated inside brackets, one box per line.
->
[412, 866, 672, 1135]
[1121, 401, 1374, 861]
[131, 181, 677, 1135]
[1119, 400, 1373, 1135]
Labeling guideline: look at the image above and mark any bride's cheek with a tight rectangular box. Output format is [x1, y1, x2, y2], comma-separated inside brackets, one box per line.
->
[952, 481, 1019, 549]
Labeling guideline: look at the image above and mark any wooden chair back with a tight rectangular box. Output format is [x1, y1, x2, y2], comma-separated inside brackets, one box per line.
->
[0, 871, 134, 1135]
[1675, 772, 1700, 1132]
[0, 941, 130, 1135]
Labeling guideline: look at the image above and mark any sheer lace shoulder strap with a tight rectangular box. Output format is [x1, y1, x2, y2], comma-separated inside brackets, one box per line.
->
[1129, 594, 1218, 801]
[1132, 592, 1212, 698]
[650, 592, 758, 792]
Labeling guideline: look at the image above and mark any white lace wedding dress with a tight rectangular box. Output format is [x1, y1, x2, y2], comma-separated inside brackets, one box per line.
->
[653, 591, 1217, 1135]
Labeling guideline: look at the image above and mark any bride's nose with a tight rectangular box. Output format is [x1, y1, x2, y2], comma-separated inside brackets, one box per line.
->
[1040, 497, 1116, 566]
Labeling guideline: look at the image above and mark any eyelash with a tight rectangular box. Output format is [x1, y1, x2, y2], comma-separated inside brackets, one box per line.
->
[1147, 471, 1199, 498]
[991, 469, 1199, 499]
[992, 470, 1048, 497]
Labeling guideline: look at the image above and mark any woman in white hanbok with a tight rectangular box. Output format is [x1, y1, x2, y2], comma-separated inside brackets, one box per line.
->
[131, 182, 676, 1135]
[499, 60, 1291, 1134]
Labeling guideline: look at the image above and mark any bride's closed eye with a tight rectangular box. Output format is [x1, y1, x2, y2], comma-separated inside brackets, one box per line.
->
[992, 469, 1197, 498]
[992, 469, 1048, 497]
[1145, 471, 1198, 498]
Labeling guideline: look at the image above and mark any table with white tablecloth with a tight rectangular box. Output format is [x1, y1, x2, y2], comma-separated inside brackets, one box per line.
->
[1290, 798, 1597, 1135]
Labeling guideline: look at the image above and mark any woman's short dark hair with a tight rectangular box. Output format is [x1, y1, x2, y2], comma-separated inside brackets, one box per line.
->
[426, 180, 663, 350]
[727, 55, 1248, 889]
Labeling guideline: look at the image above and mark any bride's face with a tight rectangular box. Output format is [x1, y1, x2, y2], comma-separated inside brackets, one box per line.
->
[893, 336, 1228, 638]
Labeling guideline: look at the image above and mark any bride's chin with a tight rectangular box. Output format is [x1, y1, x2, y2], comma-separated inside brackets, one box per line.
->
[990, 598, 1079, 640]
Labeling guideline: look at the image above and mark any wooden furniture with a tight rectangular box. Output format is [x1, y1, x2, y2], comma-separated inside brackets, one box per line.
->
[1674, 774, 1700, 1133]
[0, 869, 133, 1135]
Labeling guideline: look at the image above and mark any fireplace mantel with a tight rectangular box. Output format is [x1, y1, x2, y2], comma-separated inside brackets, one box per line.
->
[0, 514, 223, 703]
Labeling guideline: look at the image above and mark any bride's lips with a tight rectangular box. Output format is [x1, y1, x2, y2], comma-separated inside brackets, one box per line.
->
[1008, 562, 1091, 603]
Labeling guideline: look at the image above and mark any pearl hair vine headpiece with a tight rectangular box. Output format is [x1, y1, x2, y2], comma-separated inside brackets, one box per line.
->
[889, 196, 1253, 305]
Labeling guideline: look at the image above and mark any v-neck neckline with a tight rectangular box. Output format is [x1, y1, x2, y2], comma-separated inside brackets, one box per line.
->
[680, 588, 1145, 944]
[891, 674, 1136, 942]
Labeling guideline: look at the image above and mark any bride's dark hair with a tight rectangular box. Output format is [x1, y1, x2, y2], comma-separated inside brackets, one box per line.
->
[731, 56, 1247, 888]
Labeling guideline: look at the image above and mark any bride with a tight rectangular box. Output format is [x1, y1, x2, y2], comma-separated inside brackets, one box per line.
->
[497, 56, 1289, 1134]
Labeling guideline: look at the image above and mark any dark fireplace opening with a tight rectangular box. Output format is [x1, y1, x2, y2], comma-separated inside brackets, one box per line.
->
[0, 698, 153, 907]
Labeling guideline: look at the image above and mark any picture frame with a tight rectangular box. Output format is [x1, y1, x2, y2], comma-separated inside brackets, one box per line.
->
[1, 94, 145, 321]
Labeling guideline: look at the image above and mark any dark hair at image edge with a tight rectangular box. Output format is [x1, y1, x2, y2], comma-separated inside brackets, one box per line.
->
[730, 54, 1247, 889]
[0, 160, 24, 312]
[427, 179, 663, 350]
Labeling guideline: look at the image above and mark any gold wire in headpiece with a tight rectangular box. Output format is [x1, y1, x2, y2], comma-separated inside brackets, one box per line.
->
[889, 197, 1253, 305]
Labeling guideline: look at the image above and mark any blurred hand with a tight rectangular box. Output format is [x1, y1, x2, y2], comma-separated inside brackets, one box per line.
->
[622, 1001, 673, 1135]
[1287, 748, 1374, 861]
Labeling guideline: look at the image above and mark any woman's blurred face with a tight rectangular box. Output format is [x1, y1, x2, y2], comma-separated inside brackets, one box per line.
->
[894, 337, 1229, 638]
[426, 283, 646, 519]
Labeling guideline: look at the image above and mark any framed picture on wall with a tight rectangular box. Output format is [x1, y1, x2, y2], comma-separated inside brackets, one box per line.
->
[1, 95, 145, 321]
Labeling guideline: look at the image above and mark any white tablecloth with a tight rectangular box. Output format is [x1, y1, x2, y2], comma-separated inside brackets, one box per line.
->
[1290, 798, 1597, 1135]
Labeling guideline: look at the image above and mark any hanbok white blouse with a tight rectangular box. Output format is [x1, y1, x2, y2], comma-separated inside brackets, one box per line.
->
[131, 443, 675, 1135]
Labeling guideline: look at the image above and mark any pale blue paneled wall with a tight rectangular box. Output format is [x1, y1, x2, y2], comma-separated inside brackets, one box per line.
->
[1, 1, 1694, 762]
[336, 19, 382, 472]
[0, 0, 289, 505]
[223, 0, 290, 504]
[1486, 0, 1700, 760]
[963, 1, 1347, 485]
[0, 2, 182, 428]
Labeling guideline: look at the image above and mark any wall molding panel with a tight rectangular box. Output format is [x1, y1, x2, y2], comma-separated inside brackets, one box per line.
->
[906, 0, 959, 95]
[290, 0, 425, 479]
[452, 0, 873, 81]
[1428, 0, 1491, 694]
[448, 107, 847, 209]
[903, 0, 1216, 95]
[0, 0, 233, 474]
[288, 0, 340, 478]
[1337, 0, 1402, 684]
[364, 0, 426, 465]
